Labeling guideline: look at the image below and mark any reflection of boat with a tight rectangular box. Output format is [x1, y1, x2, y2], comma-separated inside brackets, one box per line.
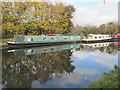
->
[82, 34, 112, 42]
[7, 43, 81, 56]
[82, 42, 112, 48]
[110, 41, 120, 45]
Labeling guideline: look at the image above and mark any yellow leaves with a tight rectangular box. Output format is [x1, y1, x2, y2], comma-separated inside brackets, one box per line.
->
[2, 2, 75, 37]
[29, 19, 39, 23]
[15, 32, 19, 35]
[4, 22, 14, 32]
[31, 31, 39, 35]
[62, 23, 69, 28]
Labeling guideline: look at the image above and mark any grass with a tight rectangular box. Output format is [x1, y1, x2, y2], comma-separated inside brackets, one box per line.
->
[0, 38, 13, 45]
[85, 65, 119, 88]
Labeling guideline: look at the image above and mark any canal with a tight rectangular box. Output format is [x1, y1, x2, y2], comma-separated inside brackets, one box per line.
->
[2, 42, 119, 88]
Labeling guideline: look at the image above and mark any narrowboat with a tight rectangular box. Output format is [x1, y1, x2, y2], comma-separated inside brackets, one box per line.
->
[109, 34, 120, 40]
[7, 34, 81, 48]
[82, 34, 112, 43]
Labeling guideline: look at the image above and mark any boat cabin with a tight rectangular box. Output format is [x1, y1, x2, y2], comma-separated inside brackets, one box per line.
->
[13, 35, 81, 42]
[82, 34, 111, 41]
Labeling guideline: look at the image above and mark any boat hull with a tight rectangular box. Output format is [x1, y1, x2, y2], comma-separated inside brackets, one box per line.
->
[82, 39, 117, 43]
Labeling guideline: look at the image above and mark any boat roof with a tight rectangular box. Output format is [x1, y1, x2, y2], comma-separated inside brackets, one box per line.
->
[89, 34, 109, 36]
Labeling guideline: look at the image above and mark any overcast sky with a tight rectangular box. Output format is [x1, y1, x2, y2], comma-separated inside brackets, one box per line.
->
[51, 0, 119, 26]
[3, 0, 119, 26]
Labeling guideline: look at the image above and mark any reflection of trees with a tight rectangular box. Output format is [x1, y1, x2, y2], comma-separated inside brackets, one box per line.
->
[2, 50, 75, 88]
[104, 45, 118, 55]
[80, 45, 96, 52]
[99, 44, 119, 55]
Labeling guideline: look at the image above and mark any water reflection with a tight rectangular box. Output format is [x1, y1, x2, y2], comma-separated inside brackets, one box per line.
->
[2, 42, 119, 88]
[81, 42, 119, 55]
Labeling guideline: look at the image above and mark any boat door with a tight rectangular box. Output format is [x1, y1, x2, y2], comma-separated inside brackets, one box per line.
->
[27, 37, 32, 41]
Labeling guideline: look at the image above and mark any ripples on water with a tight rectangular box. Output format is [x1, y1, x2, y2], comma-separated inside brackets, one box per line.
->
[2, 42, 119, 88]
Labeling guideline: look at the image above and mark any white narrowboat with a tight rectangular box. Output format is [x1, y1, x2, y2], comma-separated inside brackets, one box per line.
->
[82, 34, 112, 42]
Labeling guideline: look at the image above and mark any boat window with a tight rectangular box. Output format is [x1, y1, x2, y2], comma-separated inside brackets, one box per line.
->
[103, 36, 104, 38]
[43, 37, 47, 40]
[31, 38, 33, 41]
[64, 38, 67, 40]
[89, 35, 93, 38]
[89, 35, 92, 37]
[31, 50, 33, 53]
[95, 37, 97, 39]
[51, 38, 54, 40]
[99, 36, 101, 38]
[43, 49, 47, 52]
[51, 48, 55, 51]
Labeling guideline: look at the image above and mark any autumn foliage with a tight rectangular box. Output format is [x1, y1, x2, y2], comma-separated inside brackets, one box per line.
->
[2, 2, 75, 38]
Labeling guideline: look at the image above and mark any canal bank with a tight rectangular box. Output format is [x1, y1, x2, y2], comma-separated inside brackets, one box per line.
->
[85, 65, 119, 88]
[0, 38, 12, 49]
[0, 44, 9, 49]
[0, 38, 12, 48]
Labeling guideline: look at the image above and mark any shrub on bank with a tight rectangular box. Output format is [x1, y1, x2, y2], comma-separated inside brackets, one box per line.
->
[85, 65, 119, 88]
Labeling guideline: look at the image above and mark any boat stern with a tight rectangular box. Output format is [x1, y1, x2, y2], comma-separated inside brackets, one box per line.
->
[6, 41, 16, 45]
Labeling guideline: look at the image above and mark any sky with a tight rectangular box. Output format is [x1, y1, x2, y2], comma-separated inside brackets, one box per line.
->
[2, 0, 119, 26]
[50, 0, 119, 26]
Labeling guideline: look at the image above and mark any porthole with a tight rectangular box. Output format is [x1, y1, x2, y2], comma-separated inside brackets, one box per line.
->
[43, 49, 47, 52]
[43, 37, 47, 40]
[31, 38, 33, 41]
[31, 50, 33, 53]
[51, 38, 54, 40]
[64, 38, 67, 40]
[51, 48, 55, 51]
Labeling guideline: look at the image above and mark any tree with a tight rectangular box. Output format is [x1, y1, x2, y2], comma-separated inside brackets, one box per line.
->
[2, 2, 75, 38]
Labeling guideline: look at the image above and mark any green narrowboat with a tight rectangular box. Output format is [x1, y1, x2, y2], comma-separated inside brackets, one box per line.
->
[7, 34, 81, 47]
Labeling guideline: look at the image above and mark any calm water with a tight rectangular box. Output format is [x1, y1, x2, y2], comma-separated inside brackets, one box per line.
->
[2, 42, 119, 88]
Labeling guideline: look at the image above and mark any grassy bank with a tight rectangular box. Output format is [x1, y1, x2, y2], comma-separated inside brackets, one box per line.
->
[85, 65, 119, 88]
[0, 38, 13, 45]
